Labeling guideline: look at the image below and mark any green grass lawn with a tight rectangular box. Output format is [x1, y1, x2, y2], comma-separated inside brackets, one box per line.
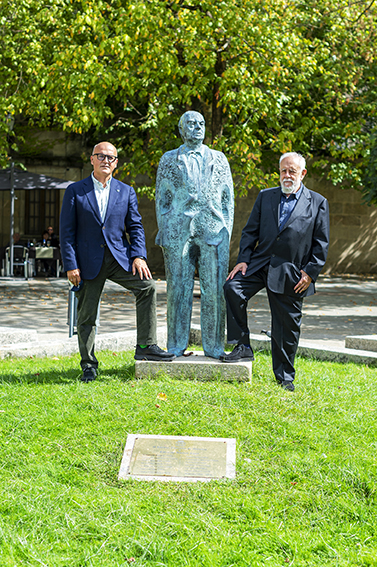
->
[0, 350, 376, 566]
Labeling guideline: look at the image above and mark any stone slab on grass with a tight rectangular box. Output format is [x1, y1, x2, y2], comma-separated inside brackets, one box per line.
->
[297, 343, 377, 366]
[0, 327, 38, 346]
[118, 434, 236, 482]
[135, 351, 252, 382]
[345, 335, 377, 352]
[0, 327, 168, 360]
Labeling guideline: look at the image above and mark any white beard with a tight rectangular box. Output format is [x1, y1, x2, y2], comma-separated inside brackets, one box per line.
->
[281, 179, 301, 195]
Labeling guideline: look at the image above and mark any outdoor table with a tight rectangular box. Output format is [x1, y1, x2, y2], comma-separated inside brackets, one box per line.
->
[29, 246, 61, 277]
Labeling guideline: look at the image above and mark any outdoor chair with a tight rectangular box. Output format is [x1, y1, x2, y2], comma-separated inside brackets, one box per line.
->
[5, 245, 31, 279]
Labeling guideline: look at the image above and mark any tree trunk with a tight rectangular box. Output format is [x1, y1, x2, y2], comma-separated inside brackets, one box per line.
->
[211, 51, 226, 142]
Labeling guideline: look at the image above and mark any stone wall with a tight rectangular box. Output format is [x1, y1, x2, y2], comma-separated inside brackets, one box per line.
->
[313, 180, 377, 274]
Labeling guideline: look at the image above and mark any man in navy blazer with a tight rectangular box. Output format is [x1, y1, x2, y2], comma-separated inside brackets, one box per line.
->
[222, 152, 330, 391]
[60, 141, 174, 382]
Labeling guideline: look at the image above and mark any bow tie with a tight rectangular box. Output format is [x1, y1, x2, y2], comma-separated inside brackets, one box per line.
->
[188, 150, 202, 156]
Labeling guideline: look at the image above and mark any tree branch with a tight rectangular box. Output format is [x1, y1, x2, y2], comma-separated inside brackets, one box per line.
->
[238, 37, 274, 67]
[351, 0, 376, 24]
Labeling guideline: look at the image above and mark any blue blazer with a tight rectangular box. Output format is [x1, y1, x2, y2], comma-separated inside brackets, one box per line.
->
[237, 184, 330, 297]
[60, 176, 147, 280]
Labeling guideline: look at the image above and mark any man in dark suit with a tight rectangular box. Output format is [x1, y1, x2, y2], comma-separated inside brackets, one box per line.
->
[60, 141, 174, 382]
[222, 152, 330, 391]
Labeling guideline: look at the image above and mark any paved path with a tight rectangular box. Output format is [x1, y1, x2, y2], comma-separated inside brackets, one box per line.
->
[0, 274, 376, 361]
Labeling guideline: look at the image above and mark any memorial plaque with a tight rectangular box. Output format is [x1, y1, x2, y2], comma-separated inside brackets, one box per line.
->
[118, 434, 236, 482]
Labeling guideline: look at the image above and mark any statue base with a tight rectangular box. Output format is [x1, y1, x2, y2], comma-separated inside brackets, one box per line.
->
[135, 351, 252, 382]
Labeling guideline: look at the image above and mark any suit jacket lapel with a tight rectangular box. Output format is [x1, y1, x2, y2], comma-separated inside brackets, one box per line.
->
[279, 184, 311, 232]
[105, 178, 121, 222]
[177, 145, 188, 176]
[83, 177, 102, 223]
[201, 146, 215, 187]
[270, 187, 281, 230]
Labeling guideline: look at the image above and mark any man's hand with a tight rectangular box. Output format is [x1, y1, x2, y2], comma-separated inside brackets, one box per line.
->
[67, 268, 81, 287]
[227, 262, 248, 280]
[294, 270, 312, 294]
[132, 258, 152, 280]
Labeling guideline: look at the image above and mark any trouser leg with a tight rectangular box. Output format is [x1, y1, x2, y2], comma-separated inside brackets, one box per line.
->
[77, 248, 158, 369]
[105, 249, 157, 346]
[267, 289, 303, 383]
[76, 265, 107, 370]
[162, 242, 196, 356]
[197, 233, 229, 358]
[224, 268, 267, 344]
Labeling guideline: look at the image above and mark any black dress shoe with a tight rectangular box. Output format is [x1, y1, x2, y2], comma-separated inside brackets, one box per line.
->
[134, 344, 176, 361]
[81, 366, 97, 382]
[281, 380, 295, 392]
[220, 344, 254, 363]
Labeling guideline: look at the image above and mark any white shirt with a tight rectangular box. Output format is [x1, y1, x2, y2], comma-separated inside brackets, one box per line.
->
[92, 173, 111, 221]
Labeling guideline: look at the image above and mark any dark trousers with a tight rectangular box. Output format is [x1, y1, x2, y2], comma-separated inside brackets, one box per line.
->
[76, 247, 157, 370]
[224, 266, 303, 383]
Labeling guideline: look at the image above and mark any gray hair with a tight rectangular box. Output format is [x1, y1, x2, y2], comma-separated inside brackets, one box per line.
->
[279, 152, 306, 170]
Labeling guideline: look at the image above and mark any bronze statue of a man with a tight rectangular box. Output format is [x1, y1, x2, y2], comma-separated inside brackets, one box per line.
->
[155, 111, 234, 358]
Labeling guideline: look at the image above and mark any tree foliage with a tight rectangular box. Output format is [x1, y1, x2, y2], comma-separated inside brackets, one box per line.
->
[1, 0, 377, 198]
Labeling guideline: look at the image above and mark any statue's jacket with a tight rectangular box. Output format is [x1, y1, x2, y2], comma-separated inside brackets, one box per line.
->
[155, 144, 234, 248]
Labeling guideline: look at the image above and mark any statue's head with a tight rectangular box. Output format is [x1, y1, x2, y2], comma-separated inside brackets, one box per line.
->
[178, 111, 205, 145]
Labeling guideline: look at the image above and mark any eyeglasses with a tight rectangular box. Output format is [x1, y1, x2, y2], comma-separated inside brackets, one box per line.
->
[93, 153, 118, 163]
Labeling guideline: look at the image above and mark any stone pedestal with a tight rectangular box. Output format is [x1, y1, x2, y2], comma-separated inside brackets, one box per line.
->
[135, 351, 252, 382]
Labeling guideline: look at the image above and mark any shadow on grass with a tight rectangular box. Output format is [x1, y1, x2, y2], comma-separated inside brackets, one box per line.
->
[0, 362, 136, 385]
